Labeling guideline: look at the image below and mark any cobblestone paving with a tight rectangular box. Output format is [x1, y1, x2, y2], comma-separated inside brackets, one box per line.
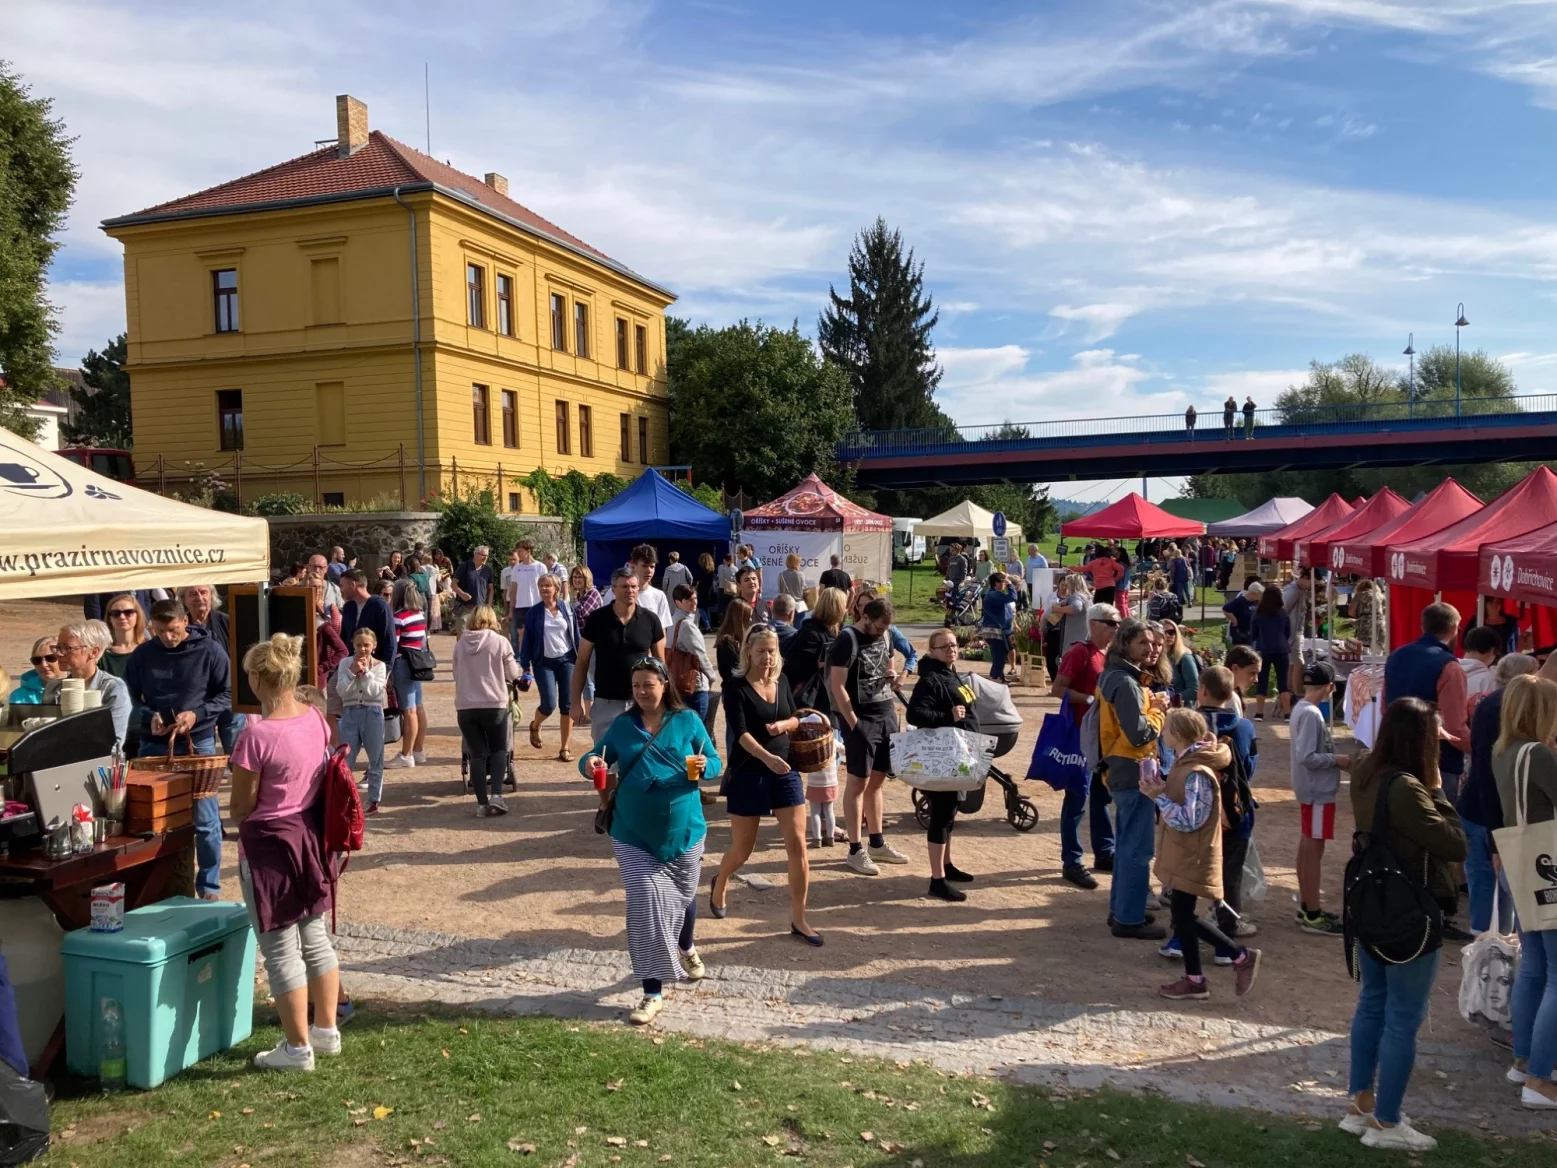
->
[334, 921, 1554, 1139]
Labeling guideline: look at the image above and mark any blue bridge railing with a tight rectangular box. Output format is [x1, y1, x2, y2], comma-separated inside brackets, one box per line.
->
[838, 393, 1557, 459]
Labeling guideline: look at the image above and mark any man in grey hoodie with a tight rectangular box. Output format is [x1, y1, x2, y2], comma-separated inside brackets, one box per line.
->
[1098, 619, 1171, 940]
[1290, 660, 1349, 935]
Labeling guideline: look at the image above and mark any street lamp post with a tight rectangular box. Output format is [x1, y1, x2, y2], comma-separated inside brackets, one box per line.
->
[1403, 333, 1415, 417]
[1454, 303, 1469, 417]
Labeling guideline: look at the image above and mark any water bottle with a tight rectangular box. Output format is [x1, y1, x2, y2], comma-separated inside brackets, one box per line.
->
[98, 998, 126, 1091]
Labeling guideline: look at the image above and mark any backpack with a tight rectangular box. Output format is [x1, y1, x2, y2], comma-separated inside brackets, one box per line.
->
[322, 742, 365, 931]
[1343, 770, 1443, 978]
[1215, 733, 1256, 829]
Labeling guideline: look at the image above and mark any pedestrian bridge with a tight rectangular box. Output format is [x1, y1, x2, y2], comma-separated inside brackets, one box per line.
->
[837, 395, 1557, 488]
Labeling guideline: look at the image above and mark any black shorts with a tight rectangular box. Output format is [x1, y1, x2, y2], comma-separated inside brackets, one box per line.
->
[726, 766, 805, 817]
[844, 715, 895, 777]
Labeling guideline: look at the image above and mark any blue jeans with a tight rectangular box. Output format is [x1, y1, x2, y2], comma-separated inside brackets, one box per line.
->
[987, 633, 1009, 681]
[216, 710, 247, 755]
[1107, 783, 1155, 926]
[139, 732, 221, 896]
[1513, 923, 1557, 1079]
[1348, 948, 1441, 1124]
[391, 657, 423, 708]
[533, 655, 575, 717]
[684, 690, 709, 723]
[339, 705, 386, 804]
[1059, 772, 1115, 868]
[1463, 820, 1513, 934]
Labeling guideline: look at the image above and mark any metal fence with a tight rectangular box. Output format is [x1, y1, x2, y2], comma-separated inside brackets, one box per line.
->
[838, 393, 1557, 457]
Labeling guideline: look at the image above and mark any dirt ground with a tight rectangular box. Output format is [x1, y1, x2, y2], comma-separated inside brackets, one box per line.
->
[0, 598, 1490, 1052]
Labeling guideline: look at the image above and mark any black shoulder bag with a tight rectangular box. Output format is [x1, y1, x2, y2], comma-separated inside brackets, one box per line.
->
[1342, 770, 1443, 978]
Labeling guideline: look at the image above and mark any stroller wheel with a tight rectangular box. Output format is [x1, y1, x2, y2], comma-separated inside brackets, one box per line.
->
[505, 753, 517, 790]
[912, 790, 933, 830]
[1007, 797, 1040, 832]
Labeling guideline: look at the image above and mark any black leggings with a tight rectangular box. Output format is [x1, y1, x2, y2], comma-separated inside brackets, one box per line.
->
[1170, 889, 1241, 978]
[924, 791, 959, 845]
[457, 707, 509, 802]
[642, 901, 698, 996]
[1216, 833, 1249, 936]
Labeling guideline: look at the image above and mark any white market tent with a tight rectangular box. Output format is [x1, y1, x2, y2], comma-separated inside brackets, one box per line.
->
[1204, 497, 1313, 539]
[0, 426, 270, 599]
[915, 500, 1024, 545]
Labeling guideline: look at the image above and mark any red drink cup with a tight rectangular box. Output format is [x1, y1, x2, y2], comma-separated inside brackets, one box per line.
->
[591, 760, 608, 791]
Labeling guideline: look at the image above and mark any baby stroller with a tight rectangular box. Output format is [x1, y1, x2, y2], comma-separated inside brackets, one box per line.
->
[943, 578, 983, 628]
[460, 678, 521, 793]
[912, 672, 1038, 831]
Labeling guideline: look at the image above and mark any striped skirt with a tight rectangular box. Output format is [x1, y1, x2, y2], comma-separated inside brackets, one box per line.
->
[611, 838, 704, 984]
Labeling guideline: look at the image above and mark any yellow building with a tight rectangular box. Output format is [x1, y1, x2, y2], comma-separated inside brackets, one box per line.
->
[102, 94, 675, 511]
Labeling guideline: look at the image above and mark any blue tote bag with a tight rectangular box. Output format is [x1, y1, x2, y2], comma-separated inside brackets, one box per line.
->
[1027, 712, 1088, 793]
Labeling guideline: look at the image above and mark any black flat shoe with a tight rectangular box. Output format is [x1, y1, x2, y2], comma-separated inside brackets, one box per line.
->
[1093, 854, 1115, 873]
[790, 924, 823, 947]
[709, 872, 728, 920]
[928, 878, 967, 903]
[943, 863, 975, 883]
[1062, 865, 1099, 890]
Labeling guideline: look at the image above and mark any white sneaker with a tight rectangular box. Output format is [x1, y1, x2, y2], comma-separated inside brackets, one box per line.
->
[387, 754, 415, 769]
[309, 1026, 342, 1056]
[869, 842, 909, 865]
[1361, 1118, 1436, 1152]
[681, 950, 706, 981]
[628, 995, 664, 1025]
[1522, 1085, 1557, 1109]
[356, 779, 369, 791]
[846, 849, 880, 876]
[1338, 1109, 1372, 1136]
[253, 1040, 314, 1072]
[1508, 1063, 1529, 1085]
[413, 751, 428, 764]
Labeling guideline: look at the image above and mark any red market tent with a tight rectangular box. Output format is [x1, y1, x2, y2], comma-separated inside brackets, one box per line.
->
[742, 474, 893, 596]
[1331, 478, 1483, 579]
[1059, 493, 1204, 539]
[1481, 522, 1557, 648]
[1294, 488, 1411, 570]
[743, 473, 892, 532]
[1387, 466, 1557, 593]
[1256, 493, 1354, 560]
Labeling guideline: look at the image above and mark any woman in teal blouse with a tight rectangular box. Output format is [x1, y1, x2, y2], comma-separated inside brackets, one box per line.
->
[582, 657, 722, 1026]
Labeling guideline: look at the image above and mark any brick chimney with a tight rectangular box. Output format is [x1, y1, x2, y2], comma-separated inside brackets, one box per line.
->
[483, 172, 509, 197]
[336, 94, 368, 158]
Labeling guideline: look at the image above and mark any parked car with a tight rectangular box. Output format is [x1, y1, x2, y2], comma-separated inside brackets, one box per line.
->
[58, 447, 136, 486]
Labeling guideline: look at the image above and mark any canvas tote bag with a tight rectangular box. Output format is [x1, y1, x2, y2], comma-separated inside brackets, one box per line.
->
[1492, 742, 1557, 933]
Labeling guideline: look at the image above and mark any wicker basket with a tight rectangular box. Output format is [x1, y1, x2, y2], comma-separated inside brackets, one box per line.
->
[789, 708, 835, 774]
[137, 730, 229, 798]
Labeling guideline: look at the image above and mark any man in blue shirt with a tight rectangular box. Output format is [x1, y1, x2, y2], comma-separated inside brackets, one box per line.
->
[340, 569, 397, 671]
[1222, 581, 1262, 646]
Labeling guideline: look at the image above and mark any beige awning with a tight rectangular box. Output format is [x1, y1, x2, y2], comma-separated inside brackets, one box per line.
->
[914, 500, 1024, 544]
[0, 426, 270, 599]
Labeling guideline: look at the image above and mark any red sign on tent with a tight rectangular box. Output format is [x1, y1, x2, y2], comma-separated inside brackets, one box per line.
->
[742, 473, 892, 532]
[1331, 478, 1482, 579]
[1295, 489, 1411, 570]
[1058, 493, 1204, 539]
[1388, 467, 1557, 592]
[1256, 493, 1354, 560]
[1481, 520, 1557, 607]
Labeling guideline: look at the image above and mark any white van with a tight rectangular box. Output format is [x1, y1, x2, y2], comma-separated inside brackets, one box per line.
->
[892, 517, 926, 566]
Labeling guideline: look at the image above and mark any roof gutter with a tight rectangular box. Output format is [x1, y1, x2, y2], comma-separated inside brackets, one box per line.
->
[392, 186, 427, 505]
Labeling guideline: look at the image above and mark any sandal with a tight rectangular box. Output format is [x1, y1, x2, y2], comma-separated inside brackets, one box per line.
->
[529, 721, 543, 749]
[558, 748, 572, 763]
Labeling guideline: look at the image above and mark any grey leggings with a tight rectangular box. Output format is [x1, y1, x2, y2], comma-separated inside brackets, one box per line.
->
[240, 858, 339, 996]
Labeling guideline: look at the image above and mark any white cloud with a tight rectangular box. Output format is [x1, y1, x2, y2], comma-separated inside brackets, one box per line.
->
[937, 346, 1173, 424]
[1048, 302, 1141, 342]
[1199, 368, 1310, 401]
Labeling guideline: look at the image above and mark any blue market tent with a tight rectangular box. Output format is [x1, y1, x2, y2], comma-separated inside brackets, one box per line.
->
[581, 469, 731, 588]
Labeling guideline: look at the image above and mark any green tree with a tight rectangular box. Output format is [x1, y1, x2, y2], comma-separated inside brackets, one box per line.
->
[667, 318, 853, 501]
[818, 218, 947, 431]
[1407, 344, 1517, 415]
[63, 333, 132, 447]
[0, 64, 77, 439]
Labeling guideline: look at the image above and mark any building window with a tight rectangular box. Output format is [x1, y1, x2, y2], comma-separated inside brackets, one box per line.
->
[635, 323, 648, 374]
[309, 257, 342, 325]
[508, 491, 521, 512]
[473, 384, 491, 445]
[620, 412, 631, 461]
[616, 318, 629, 369]
[216, 389, 244, 450]
[574, 302, 590, 358]
[501, 389, 518, 448]
[322, 491, 345, 507]
[578, 405, 593, 458]
[638, 416, 649, 464]
[316, 381, 346, 446]
[496, 274, 513, 336]
[555, 401, 571, 455]
[466, 263, 485, 328]
[550, 293, 567, 351]
[212, 268, 239, 333]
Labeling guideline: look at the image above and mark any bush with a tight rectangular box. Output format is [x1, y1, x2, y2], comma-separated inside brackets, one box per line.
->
[249, 492, 313, 516]
[432, 489, 529, 566]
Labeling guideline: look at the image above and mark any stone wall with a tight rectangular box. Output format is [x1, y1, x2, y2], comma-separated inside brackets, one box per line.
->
[266, 513, 573, 580]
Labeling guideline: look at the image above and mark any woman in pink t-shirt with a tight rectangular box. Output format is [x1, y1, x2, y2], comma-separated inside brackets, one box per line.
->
[230, 633, 341, 1073]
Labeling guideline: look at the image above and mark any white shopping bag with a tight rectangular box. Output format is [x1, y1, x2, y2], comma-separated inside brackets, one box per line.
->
[1458, 886, 1520, 1026]
[889, 726, 997, 791]
[1242, 837, 1268, 902]
[1492, 743, 1557, 934]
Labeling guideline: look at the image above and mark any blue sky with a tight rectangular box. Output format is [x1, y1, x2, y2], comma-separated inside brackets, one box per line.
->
[14, 0, 1557, 500]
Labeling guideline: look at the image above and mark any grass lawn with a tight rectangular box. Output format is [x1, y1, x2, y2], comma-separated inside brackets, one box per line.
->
[42, 1006, 1552, 1167]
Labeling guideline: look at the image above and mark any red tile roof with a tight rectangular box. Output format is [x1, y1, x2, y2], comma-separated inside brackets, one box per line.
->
[109, 131, 652, 285]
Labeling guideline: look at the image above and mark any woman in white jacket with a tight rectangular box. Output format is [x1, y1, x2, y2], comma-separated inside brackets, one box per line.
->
[335, 629, 388, 814]
[453, 606, 522, 817]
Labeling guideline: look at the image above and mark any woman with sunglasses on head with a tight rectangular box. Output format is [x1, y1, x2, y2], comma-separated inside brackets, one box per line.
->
[708, 627, 822, 945]
[97, 594, 149, 680]
[8, 637, 64, 704]
[582, 656, 722, 1026]
[1161, 621, 1200, 708]
[906, 629, 980, 902]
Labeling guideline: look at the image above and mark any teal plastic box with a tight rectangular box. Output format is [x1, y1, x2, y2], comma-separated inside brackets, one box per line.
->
[62, 897, 256, 1088]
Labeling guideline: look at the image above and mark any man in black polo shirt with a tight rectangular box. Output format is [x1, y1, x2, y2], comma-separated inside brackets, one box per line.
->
[572, 568, 665, 744]
[828, 596, 909, 875]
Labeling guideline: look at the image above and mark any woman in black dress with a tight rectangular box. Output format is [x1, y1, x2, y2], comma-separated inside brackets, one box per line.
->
[708, 626, 821, 946]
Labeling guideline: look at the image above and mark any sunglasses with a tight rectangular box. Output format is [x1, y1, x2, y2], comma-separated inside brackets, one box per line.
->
[630, 656, 669, 679]
[107, 608, 137, 618]
[1093, 618, 1120, 627]
[31, 654, 58, 665]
